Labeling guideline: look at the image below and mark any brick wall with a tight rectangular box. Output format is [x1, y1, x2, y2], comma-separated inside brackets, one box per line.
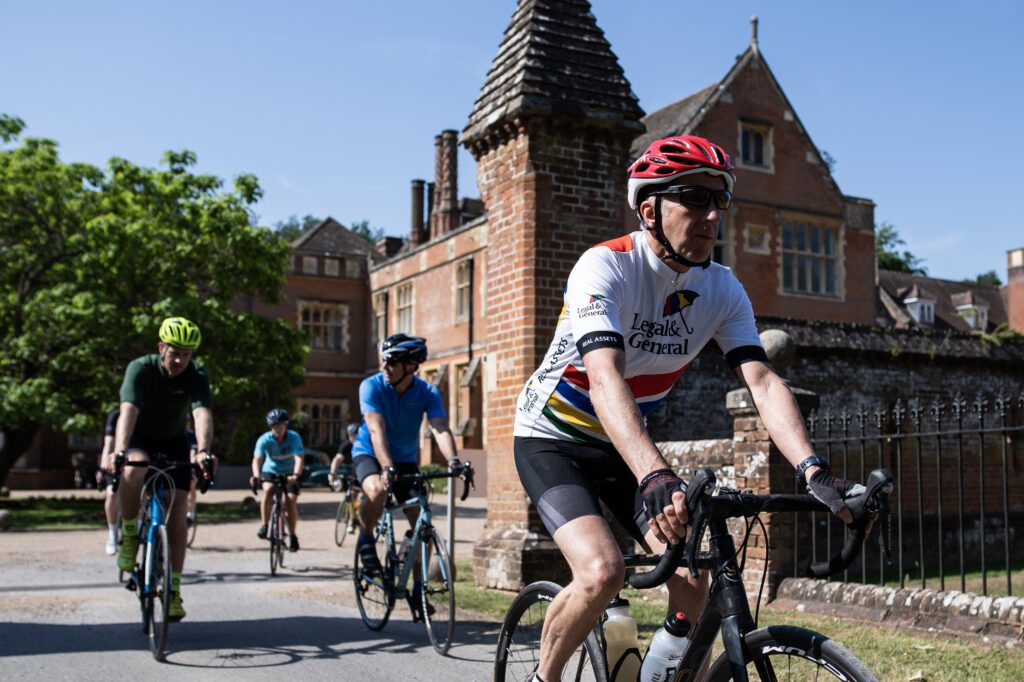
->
[1008, 247, 1024, 332]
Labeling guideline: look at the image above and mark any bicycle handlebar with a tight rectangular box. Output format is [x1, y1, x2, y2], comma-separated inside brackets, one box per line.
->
[389, 461, 476, 501]
[627, 467, 893, 589]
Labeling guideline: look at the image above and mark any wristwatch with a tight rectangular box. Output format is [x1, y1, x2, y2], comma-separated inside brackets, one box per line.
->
[794, 455, 830, 487]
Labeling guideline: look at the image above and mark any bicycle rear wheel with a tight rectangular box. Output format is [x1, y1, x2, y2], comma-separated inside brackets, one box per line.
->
[494, 581, 607, 682]
[705, 625, 878, 682]
[146, 525, 172, 661]
[186, 505, 197, 548]
[420, 529, 455, 655]
[354, 522, 394, 631]
[334, 498, 350, 547]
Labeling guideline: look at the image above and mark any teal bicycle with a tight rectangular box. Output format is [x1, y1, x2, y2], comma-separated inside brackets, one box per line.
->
[354, 462, 475, 655]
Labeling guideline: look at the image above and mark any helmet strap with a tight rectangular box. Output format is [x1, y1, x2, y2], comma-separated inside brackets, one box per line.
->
[641, 195, 711, 270]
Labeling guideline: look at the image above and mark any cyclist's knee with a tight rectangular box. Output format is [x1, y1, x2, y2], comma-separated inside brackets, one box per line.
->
[574, 556, 625, 599]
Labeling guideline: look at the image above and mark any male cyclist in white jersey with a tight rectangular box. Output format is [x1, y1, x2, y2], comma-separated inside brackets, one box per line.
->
[513, 135, 860, 681]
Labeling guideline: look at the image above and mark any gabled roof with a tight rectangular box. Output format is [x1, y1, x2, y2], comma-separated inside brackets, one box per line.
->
[463, 0, 644, 145]
[631, 32, 844, 200]
[291, 217, 372, 257]
[878, 270, 1007, 333]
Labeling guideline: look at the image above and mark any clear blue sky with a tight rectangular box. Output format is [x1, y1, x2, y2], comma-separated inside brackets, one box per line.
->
[4, 1, 1022, 282]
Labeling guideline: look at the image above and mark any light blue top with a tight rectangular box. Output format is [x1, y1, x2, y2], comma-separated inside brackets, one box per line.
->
[253, 429, 305, 475]
[352, 373, 446, 464]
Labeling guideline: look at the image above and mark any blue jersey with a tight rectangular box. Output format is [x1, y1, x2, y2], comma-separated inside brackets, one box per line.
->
[352, 373, 446, 464]
[254, 429, 305, 475]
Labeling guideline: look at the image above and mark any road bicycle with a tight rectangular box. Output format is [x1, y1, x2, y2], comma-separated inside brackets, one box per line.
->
[253, 474, 293, 576]
[114, 452, 213, 661]
[354, 461, 475, 655]
[494, 467, 893, 682]
[185, 481, 199, 548]
[333, 474, 363, 547]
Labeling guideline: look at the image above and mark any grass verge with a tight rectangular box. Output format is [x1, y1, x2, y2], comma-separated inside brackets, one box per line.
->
[0, 496, 250, 531]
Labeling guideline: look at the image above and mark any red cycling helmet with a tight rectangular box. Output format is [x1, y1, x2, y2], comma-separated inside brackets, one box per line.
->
[627, 135, 735, 209]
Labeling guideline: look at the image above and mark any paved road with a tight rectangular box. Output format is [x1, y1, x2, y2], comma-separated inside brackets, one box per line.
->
[0, 491, 499, 680]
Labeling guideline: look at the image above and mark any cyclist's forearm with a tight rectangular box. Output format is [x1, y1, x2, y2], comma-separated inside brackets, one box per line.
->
[292, 456, 302, 477]
[741, 363, 815, 473]
[589, 364, 668, 481]
[114, 402, 139, 453]
[252, 457, 263, 479]
[192, 406, 213, 453]
[429, 419, 458, 461]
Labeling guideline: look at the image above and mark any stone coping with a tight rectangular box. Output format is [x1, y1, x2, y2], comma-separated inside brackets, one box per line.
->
[776, 577, 1024, 644]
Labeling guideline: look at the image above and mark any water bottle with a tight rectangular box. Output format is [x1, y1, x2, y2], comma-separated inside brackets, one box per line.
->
[603, 598, 641, 682]
[639, 611, 691, 682]
[397, 529, 413, 565]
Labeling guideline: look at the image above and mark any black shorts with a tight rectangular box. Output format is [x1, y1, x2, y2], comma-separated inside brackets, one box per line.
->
[515, 436, 648, 544]
[260, 472, 300, 496]
[353, 456, 423, 504]
[128, 431, 193, 492]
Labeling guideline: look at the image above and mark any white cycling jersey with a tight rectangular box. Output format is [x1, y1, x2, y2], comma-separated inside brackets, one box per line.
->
[513, 230, 765, 445]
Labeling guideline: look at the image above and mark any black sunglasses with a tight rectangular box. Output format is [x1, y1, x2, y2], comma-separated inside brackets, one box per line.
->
[653, 185, 733, 211]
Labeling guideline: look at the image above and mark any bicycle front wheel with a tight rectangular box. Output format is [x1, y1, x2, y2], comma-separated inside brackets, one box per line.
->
[269, 505, 281, 576]
[494, 581, 607, 682]
[705, 625, 878, 682]
[334, 498, 350, 547]
[354, 522, 394, 631]
[421, 529, 455, 655]
[146, 525, 172, 661]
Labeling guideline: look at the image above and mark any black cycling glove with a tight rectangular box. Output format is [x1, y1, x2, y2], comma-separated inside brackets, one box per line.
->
[806, 469, 858, 518]
[641, 469, 685, 523]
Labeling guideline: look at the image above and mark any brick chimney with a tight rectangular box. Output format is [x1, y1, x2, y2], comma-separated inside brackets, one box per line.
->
[1008, 247, 1024, 332]
[374, 236, 404, 259]
[429, 130, 459, 239]
[464, 0, 644, 590]
[410, 179, 426, 246]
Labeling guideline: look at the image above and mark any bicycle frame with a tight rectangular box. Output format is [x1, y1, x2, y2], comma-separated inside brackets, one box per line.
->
[376, 489, 435, 597]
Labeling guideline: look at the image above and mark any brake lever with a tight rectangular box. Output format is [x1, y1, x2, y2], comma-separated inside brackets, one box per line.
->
[682, 468, 717, 579]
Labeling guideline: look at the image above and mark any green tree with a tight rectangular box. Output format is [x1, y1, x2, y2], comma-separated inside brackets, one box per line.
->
[963, 270, 1002, 287]
[0, 120, 309, 484]
[876, 222, 927, 275]
[348, 218, 385, 245]
[273, 213, 322, 243]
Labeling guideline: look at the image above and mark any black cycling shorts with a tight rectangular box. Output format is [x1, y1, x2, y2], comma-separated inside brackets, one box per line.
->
[128, 431, 193, 492]
[260, 472, 300, 496]
[515, 436, 648, 544]
[354, 456, 423, 504]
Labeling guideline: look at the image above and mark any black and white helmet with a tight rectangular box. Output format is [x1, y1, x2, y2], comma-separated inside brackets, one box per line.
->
[266, 408, 289, 426]
[380, 334, 428, 364]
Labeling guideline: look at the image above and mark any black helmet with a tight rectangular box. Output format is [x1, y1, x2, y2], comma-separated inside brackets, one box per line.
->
[381, 334, 428, 364]
[266, 408, 289, 426]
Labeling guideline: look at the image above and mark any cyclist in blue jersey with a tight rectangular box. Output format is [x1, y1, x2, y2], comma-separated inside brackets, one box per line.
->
[353, 334, 459, 581]
[251, 408, 304, 552]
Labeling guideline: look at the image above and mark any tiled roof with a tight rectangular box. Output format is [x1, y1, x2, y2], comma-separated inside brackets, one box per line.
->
[878, 270, 1007, 333]
[631, 83, 716, 156]
[463, 0, 644, 144]
[291, 217, 372, 256]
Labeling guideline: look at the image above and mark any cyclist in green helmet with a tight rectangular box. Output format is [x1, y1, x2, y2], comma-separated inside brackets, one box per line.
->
[109, 316, 215, 621]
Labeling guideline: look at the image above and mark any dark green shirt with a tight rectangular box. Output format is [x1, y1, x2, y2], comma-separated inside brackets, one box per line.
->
[119, 354, 212, 439]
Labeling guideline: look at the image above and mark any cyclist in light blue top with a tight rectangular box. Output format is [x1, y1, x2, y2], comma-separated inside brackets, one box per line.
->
[251, 408, 304, 551]
[354, 334, 459, 587]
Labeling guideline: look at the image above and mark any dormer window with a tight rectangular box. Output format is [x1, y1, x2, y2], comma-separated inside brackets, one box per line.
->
[956, 304, 988, 331]
[905, 296, 935, 326]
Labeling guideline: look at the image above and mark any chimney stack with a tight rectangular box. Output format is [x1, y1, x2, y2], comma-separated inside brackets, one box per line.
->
[410, 179, 426, 246]
[1008, 248, 1024, 332]
[429, 129, 459, 238]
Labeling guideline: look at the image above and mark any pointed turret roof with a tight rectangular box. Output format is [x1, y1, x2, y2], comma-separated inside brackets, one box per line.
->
[462, 0, 644, 146]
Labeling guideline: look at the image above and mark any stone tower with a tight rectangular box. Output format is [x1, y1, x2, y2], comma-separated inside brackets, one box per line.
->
[463, 0, 644, 589]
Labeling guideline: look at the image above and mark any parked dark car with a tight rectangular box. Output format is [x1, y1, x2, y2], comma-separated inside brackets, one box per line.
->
[300, 450, 332, 488]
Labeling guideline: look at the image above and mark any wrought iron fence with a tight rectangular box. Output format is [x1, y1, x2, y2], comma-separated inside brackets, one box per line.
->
[799, 390, 1024, 597]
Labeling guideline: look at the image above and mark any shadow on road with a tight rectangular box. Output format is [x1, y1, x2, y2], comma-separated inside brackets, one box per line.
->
[0, 615, 500, 668]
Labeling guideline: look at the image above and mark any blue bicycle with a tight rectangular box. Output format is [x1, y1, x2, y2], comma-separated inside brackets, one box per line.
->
[113, 452, 212, 661]
[354, 462, 474, 655]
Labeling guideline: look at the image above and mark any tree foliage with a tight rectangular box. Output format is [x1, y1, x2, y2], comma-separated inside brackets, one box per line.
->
[876, 222, 927, 275]
[0, 120, 309, 482]
[963, 270, 1002, 287]
[273, 213, 322, 243]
